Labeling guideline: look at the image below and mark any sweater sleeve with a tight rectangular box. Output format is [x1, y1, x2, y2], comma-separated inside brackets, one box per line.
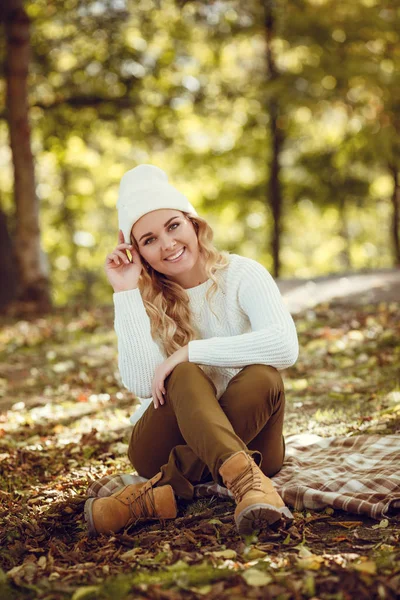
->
[113, 288, 166, 398]
[188, 259, 299, 370]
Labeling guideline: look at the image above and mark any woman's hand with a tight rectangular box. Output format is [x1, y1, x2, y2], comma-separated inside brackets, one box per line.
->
[152, 345, 189, 409]
[105, 230, 143, 292]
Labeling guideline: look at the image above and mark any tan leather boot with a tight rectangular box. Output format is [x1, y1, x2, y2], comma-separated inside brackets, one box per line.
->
[219, 451, 293, 536]
[84, 472, 177, 536]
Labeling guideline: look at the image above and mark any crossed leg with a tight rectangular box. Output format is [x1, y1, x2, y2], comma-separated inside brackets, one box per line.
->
[128, 362, 285, 500]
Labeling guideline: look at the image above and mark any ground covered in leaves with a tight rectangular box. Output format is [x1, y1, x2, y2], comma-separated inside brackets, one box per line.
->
[0, 298, 399, 599]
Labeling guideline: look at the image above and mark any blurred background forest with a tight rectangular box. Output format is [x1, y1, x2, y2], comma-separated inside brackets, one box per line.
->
[0, 0, 399, 312]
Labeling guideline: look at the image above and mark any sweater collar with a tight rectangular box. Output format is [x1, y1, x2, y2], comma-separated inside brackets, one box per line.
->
[184, 278, 213, 303]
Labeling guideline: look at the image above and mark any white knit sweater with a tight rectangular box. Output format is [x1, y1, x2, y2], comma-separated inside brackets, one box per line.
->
[113, 253, 299, 425]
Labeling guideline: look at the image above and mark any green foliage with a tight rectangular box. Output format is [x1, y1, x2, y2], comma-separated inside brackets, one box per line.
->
[0, 0, 398, 304]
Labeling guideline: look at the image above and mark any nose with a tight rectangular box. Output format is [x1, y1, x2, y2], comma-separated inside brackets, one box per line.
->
[161, 237, 177, 251]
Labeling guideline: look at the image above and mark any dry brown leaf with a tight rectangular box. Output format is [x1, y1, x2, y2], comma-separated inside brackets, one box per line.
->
[331, 521, 363, 529]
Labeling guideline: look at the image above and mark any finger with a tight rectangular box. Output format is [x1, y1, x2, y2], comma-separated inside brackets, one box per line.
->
[153, 390, 159, 409]
[106, 253, 121, 266]
[156, 383, 163, 405]
[107, 253, 121, 266]
[158, 383, 165, 405]
[117, 243, 134, 251]
[118, 229, 124, 243]
[113, 249, 130, 263]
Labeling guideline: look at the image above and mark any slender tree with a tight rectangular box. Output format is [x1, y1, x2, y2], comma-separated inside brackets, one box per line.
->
[264, 0, 283, 277]
[0, 205, 18, 308]
[389, 163, 400, 265]
[3, 0, 50, 312]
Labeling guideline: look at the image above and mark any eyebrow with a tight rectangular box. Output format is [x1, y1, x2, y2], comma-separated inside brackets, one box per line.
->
[139, 217, 179, 242]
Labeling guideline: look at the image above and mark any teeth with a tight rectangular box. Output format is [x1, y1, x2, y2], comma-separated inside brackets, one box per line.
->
[165, 248, 185, 261]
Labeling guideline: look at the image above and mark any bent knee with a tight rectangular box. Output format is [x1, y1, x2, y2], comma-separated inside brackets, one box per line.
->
[128, 446, 161, 480]
[167, 361, 215, 388]
[166, 361, 199, 389]
[243, 364, 284, 391]
[170, 361, 200, 377]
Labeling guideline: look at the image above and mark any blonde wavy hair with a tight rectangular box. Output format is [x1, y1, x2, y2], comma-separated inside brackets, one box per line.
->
[130, 211, 230, 357]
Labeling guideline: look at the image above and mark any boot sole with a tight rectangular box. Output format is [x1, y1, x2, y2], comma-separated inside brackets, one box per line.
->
[236, 503, 294, 536]
[84, 497, 98, 537]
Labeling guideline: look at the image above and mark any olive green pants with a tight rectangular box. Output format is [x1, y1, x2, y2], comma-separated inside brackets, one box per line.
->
[128, 362, 286, 500]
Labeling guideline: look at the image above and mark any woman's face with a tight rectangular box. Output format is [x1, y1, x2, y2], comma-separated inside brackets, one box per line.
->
[131, 209, 204, 287]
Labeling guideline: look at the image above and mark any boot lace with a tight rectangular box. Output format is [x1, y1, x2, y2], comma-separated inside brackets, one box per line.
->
[229, 460, 261, 503]
[126, 481, 157, 525]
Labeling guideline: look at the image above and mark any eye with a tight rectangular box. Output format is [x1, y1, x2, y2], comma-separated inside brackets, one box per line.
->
[144, 222, 179, 245]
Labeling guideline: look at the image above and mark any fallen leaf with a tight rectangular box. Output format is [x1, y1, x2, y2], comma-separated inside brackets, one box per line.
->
[297, 554, 324, 571]
[208, 549, 237, 560]
[71, 587, 101, 600]
[353, 560, 377, 575]
[183, 529, 198, 545]
[371, 519, 389, 529]
[245, 547, 268, 560]
[297, 546, 313, 558]
[242, 568, 272, 587]
[208, 518, 223, 526]
[331, 521, 363, 529]
[120, 548, 142, 561]
[193, 584, 212, 595]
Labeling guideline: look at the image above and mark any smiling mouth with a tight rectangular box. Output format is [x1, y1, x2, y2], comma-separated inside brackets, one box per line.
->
[164, 247, 186, 262]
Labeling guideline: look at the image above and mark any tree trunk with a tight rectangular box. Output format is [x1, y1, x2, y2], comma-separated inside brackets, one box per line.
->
[338, 193, 352, 271]
[0, 206, 18, 308]
[389, 164, 400, 267]
[4, 0, 51, 312]
[268, 100, 283, 278]
[264, 1, 283, 278]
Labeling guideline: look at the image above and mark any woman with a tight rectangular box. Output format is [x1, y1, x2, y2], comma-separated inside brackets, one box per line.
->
[84, 164, 298, 537]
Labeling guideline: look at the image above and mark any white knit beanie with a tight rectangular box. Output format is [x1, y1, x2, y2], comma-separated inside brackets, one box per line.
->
[117, 164, 198, 243]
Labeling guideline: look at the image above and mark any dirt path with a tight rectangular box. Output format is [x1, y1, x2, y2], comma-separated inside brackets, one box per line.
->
[277, 267, 400, 314]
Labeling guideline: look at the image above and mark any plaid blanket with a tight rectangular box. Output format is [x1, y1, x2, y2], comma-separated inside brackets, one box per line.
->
[87, 434, 400, 520]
